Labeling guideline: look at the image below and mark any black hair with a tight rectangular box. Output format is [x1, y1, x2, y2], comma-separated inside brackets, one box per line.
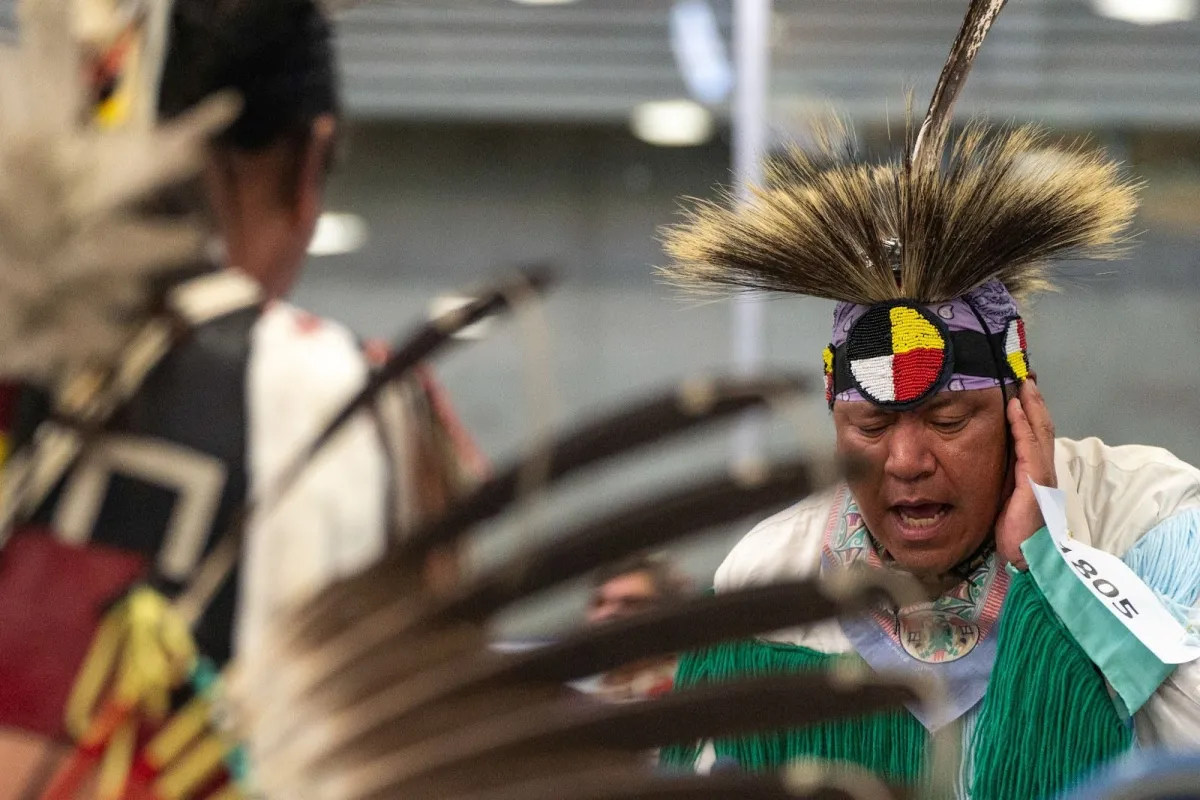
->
[157, 0, 340, 153]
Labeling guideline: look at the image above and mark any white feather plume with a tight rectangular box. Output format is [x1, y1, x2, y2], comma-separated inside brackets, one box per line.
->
[0, 0, 238, 386]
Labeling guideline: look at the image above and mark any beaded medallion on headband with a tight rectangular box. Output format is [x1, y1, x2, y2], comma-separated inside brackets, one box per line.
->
[658, 0, 1139, 403]
[821, 288, 1033, 410]
[843, 302, 951, 410]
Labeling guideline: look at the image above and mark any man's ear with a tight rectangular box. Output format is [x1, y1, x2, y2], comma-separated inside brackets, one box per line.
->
[293, 113, 338, 228]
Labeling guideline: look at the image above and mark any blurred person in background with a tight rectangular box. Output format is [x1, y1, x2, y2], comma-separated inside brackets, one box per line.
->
[578, 552, 691, 703]
[0, 0, 479, 796]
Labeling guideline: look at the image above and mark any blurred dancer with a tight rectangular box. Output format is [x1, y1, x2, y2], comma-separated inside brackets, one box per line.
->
[0, 1, 479, 797]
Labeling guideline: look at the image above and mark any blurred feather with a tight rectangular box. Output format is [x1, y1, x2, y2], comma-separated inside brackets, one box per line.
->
[215, 362, 944, 799]
[230, 560, 936, 800]
[910, 0, 1008, 172]
[0, 0, 237, 387]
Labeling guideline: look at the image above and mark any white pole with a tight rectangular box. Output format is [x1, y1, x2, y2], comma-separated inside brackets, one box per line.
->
[730, 0, 771, 467]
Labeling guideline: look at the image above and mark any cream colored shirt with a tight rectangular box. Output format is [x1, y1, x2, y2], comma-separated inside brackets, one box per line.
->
[238, 302, 392, 662]
[715, 437, 1200, 747]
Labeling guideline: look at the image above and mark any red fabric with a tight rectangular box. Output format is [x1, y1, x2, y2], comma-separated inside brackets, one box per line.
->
[0, 531, 148, 739]
[0, 382, 18, 432]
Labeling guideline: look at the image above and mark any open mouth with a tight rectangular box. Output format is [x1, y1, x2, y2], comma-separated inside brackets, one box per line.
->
[889, 503, 951, 539]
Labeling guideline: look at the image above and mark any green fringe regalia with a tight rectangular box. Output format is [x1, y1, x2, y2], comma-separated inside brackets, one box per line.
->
[661, 571, 1133, 799]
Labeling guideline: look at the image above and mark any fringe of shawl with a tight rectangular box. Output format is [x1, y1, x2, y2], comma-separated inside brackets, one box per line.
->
[661, 571, 1133, 799]
[659, 639, 927, 782]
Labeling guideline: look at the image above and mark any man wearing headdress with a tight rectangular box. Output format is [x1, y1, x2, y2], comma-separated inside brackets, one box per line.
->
[659, 2, 1200, 796]
[0, 0, 478, 796]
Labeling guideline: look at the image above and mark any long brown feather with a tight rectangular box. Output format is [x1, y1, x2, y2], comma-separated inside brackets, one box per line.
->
[299, 673, 928, 799]
[910, 0, 1009, 171]
[245, 572, 927, 778]
[239, 460, 818, 730]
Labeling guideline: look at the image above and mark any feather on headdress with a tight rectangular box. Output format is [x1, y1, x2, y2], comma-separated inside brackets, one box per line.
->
[659, 0, 1140, 307]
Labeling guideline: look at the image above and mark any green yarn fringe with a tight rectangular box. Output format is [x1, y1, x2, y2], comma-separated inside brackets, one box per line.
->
[970, 569, 1134, 800]
[659, 638, 928, 783]
[660, 571, 1133, 799]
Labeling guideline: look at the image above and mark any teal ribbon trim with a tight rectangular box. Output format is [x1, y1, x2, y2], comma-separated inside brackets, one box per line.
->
[1023, 527, 1172, 718]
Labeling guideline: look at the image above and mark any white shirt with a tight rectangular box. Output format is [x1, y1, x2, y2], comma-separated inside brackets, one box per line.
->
[238, 303, 391, 659]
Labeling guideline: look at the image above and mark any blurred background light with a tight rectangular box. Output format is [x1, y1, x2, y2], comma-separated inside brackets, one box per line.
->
[308, 212, 369, 257]
[1092, 0, 1196, 24]
[669, 0, 734, 104]
[630, 99, 715, 146]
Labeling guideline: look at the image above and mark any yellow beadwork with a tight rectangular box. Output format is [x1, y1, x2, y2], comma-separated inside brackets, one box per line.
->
[1008, 350, 1029, 380]
[63, 586, 199, 798]
[144, 696, 213, 770]
[889, 306, 944, 354]
[97, 720, 136, 800]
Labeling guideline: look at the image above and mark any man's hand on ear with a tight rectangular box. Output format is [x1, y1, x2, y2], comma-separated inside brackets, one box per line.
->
[995, 380, 1057, 569]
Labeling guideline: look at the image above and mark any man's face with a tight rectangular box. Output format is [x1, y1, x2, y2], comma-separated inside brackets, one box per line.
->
[833, 389, 1010, 575]
[587, 571, 659, 625]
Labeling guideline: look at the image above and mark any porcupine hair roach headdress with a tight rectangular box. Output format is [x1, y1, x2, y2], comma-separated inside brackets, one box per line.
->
[660, 0, 1140, 411]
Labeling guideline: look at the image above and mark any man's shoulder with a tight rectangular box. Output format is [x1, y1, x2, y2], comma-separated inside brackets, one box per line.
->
[256, 302, 364, 355]
[251, 302, 370, 395]
[1057, 436, 1200, 554]
[713, 486, 838, 592]
[1057, 436, 1200, 494]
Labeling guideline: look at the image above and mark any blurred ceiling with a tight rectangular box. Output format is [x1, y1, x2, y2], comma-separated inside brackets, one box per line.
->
[0, 0, 1197, 126]
[331, 0, 1200, 125]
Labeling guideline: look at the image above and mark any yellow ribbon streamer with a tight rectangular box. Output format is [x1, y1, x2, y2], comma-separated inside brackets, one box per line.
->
[62, 586, 199, 796]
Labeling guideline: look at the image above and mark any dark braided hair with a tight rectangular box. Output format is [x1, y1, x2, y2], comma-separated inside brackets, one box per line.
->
[157, 0, 340, 153]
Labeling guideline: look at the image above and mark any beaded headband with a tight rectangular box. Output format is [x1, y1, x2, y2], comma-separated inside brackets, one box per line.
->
[823, 281, 1030, 409]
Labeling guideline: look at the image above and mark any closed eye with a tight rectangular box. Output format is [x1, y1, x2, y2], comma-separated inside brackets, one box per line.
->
[856, 421, 891, 437]
[931, 417, 968, 433]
